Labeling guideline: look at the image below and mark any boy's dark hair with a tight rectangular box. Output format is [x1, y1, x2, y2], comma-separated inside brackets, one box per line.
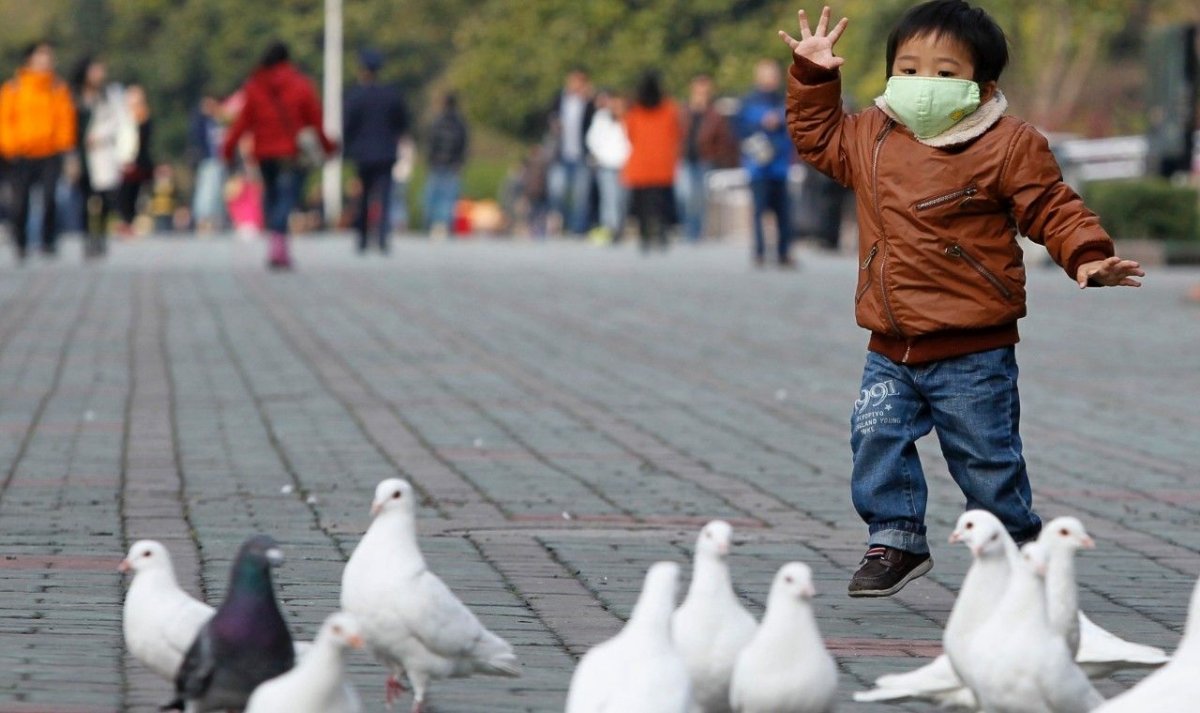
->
[886, 0, 1009, 84]
[259, 41, 290, 69]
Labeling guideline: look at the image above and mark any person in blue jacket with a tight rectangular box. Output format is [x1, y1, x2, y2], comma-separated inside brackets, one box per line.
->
[737, 59, 797, 268]
[344, 48, 409, 254]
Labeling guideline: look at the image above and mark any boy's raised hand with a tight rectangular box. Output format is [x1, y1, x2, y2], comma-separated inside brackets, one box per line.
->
[1076, 256, 1145, 288]
[779, 6, 849, 70]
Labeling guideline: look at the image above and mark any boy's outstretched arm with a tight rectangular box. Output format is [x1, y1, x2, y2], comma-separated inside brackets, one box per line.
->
[1075, 256, 1144, 289]
[779, 6, 859, 187]
[778, 6, 848, 71]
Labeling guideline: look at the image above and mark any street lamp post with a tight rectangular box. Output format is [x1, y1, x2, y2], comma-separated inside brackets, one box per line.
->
[323, 0, 344, 224]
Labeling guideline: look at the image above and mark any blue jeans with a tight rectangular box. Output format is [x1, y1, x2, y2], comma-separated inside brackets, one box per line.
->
[260, 160, 305, 235]
[594, 167, 626, 237]
[423, 168, 460, 230]
[850, 347, 1041, 555]
[676, 160, 710, 242]
[750, 177, 791, 261]
[549, 159, 592, 235]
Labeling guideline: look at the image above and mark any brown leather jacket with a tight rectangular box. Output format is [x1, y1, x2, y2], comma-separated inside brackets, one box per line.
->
[787, 58, 1113, 364]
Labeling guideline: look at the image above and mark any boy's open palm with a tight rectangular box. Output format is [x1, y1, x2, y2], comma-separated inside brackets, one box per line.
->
[779, 6, 849, 70]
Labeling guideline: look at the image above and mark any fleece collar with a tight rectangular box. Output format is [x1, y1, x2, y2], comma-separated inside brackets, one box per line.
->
[874, 90, 1008, 148]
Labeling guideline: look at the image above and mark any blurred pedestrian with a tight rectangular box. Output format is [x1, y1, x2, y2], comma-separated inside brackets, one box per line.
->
[0, 41, 76, 261]
[422, 92, 468, 238]
[343, 48, 409, 254]
[738, 59, 796, 268]
[117, 85, 154, 235]
[189, 96, 228, 233]
[623, 71, 680, 253]
[677, 75, 737, 242]
[221, 41, 334, 270]
[389, 137, 415, 234]
[585, 89, 630, 245]
[547, 69, 595, 236]
[73, 56, 126, 258]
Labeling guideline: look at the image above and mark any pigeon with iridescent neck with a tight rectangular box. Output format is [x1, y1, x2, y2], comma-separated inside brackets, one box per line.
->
[167, 534, 295, 712]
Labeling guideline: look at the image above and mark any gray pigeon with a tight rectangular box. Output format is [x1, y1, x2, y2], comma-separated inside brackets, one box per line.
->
[166, 535, 295, 712]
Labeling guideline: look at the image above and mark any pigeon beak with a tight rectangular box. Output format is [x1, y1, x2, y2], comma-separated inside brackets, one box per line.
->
[265, 547, 285, 567]
[118, 559, 132, 573]
[370, 500, 384, 517]
[716, 541, 731, 556]
[1080, 536, 1096, 550]
[800, 583, 816, 598]
[1036, 561, 1048, 577]
[948, 531, 962, 544]
[347, 634, 365, 649]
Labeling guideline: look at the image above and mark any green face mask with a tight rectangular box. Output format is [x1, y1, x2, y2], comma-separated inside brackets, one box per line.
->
[883, 76, 981, 140]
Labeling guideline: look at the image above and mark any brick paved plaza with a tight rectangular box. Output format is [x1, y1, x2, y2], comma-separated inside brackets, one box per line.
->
[0, 236, 1197, 712]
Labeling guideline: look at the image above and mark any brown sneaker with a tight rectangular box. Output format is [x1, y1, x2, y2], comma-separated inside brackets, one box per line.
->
[848, 546, 933, 598]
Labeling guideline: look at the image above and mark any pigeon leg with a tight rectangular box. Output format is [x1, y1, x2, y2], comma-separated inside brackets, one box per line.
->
[409, 700, 426, 713]
[385, 674, 407, 706]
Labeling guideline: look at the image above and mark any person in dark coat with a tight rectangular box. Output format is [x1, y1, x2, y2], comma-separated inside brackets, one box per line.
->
[343, 48, 409, 254]
[222, 41, 335, 270]
[422, 93, 468, 237]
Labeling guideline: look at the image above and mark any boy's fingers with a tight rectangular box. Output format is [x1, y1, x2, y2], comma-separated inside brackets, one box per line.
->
[798, 9, 813, 40]
[829, 55, 846, 69]
[816, 6, 831, 36]
[778, 30, 801, 50]
[1119, 278, 1142, 287]
[827, 17, 850, 44]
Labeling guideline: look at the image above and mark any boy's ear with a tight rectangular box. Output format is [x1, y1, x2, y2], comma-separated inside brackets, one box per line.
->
[979, 80, 998, 103]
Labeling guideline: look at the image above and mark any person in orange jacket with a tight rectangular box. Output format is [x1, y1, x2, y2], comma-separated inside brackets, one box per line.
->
[0, 41, 76, 260]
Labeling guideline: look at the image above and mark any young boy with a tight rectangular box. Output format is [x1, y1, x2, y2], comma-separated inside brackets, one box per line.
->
[779, 1, 1144, 597]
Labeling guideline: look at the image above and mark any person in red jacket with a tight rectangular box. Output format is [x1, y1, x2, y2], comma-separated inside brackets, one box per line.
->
[623, 71, 681, 253]
[222, 42, 334, 270]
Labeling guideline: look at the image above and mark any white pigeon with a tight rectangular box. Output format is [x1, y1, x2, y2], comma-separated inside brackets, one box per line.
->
[244, 612, 365, 713]
[1094, 575, 1200, 712]
[1037, 516, 1167, 676]
[969, 541, 1104, 713]
[341, 478, 521, 713]
[672, 521, 757, 713]
[857, 512, 1170, 706]
[855, 510, 1016, 708]
[729, 562, 837, 713]
[120, 540, 216, 680]
[565, 561, 692, 713]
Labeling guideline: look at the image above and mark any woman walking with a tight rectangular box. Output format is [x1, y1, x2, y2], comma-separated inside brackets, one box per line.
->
[221, 42, 334, 269]
[622, 71, 680, 253]
[73, 57, 127, 258]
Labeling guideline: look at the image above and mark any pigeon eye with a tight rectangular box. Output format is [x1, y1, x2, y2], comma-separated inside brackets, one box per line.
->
[989, 533, 998, 541]
[332, 625, 342, 635]
[393, 491, 402, 499]
[965, 522, 974, 530]
[143, 550, 153, 558]
[785, 576, 794, 584]
[1059, 528, 1069, 537]
[704, 531, 713, 539]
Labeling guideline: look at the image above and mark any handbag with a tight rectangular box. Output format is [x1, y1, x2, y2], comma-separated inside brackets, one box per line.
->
[266, 83, 324, 169]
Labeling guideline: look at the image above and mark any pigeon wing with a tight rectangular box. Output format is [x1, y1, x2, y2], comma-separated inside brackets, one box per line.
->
[175, 626, 217, 700]
[404, 570, 503, 661]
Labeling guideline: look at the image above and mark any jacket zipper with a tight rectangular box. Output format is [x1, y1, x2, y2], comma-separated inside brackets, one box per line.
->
[870, 122, 905, 343]
[855, 245, 878, 303]
[946, 243, 1013, 300]
[915, 186, 978, 211]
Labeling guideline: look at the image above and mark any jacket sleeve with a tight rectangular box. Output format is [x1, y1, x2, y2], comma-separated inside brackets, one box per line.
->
[221, 94, 250, 163]
[53, 83, 77, 154]
[1001, 123, 1114, 278]
[785, 57, 860, 188]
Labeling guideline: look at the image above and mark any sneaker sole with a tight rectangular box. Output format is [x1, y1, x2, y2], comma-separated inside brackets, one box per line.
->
[847, 558, 934, 598]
